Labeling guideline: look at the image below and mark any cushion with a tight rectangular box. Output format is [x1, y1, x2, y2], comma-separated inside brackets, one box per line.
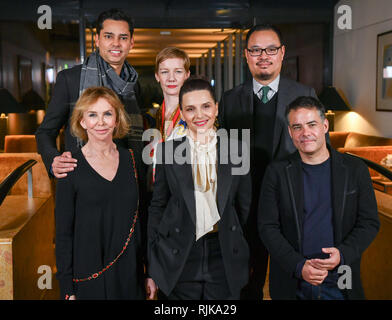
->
[4, 135, 37, 153]
[344, 132, 392, 148]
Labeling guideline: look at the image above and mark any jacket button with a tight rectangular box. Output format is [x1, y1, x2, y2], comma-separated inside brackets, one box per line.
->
[175, 227, 180, 233]
[172, 249, 179, 255]
[231, 225, 237, 231]
[233, 248, 238, 254]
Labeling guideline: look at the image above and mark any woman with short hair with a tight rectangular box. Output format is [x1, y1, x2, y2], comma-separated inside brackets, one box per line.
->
[154, 46, 190, 141]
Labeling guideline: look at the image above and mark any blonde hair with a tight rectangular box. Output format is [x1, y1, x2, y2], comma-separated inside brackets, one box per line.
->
[155, 47, 190, 73]
[70, 86, 130, 142]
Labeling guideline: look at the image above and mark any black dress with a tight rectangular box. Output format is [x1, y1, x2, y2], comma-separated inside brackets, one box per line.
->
[55, 146, 145, 300]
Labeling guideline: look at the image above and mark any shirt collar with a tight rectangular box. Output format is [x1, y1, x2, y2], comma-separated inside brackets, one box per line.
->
[252, 74, 280, 95]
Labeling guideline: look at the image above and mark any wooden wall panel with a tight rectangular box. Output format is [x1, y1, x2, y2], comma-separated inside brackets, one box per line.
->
[0, 195, 59, 299]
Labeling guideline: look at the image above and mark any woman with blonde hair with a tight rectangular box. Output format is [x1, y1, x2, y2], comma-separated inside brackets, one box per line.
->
[147, 47, 191, 183]
[55, 86, 157, 300]
[154, 46, 190, 140]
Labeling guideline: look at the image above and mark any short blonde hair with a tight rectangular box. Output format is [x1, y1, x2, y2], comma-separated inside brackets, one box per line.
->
[70, 86, 130, 142]
[155, 47, 190, 73]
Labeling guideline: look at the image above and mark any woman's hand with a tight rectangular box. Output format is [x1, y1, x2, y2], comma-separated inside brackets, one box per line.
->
[145, 278, 158, 300]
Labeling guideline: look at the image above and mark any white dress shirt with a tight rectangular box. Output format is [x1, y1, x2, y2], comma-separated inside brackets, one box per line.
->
[252, 75, 280, 101]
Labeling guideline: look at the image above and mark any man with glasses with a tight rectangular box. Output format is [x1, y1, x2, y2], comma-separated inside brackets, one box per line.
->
[218, 24, 317, 300]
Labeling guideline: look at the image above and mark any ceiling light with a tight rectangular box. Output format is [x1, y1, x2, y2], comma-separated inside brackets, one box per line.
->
[216, 9, 231, 16]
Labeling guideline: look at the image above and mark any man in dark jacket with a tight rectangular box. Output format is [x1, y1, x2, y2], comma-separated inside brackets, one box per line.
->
[36, 8, 144, 179]
[258, 96, 380, 299]
[218, 24, 317, 299]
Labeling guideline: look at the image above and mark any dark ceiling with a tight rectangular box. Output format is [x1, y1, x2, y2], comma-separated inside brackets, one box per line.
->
[0, 0, 339, 28]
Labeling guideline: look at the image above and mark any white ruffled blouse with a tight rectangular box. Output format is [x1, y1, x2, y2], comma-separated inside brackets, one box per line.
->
[187, 131, 220, 241]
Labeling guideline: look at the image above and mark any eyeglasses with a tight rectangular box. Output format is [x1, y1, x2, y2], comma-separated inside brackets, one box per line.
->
[246, 46, 282, 56]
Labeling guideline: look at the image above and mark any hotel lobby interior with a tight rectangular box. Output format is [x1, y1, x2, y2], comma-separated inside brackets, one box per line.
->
[0, 0, 391, 300]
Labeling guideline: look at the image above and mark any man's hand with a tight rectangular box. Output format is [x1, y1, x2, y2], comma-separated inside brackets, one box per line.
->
[301, 260, 328, 286]
[310, 247, 341, 271]
[145, 277, 158, 300]
[52, 151, 77, 178]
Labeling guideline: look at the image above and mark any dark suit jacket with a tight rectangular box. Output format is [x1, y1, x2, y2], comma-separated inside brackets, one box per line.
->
[258, 147, 380, 299]
[218, 76, 318, 165]
[36, 65, 82, 174]
[147, 136, 252, 296]
[35, 64, 143, 174]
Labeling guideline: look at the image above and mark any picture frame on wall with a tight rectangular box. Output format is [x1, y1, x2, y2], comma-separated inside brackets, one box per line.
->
[376, 30, 392, 111]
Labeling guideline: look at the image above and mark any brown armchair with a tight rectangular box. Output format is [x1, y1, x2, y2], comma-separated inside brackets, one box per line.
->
[4, 135, 37, 153]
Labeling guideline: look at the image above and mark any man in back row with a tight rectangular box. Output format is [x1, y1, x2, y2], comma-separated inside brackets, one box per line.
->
[36, 8, 144, 179]
[218, 24, 317, 299]
[258, 96, 380, 299]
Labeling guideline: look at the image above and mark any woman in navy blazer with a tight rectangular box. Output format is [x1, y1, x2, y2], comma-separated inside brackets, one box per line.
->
[148, 78, 252, 300]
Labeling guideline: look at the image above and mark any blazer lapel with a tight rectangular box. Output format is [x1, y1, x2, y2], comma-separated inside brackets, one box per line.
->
[172, 138, 196, 226]
[330, 148, 347, 243]
[273, 77, 292, 157]
[240, 80, 254, 132]
[285, 152, 304, 249]
[240, 80, 255, 166]
[216, 137, 233, 216]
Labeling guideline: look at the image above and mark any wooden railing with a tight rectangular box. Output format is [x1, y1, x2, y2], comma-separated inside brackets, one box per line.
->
[0, 159, 37, 205]
[345, 152, 392, 180]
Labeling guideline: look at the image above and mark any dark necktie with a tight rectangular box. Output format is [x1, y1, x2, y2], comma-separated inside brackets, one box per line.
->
[260, 86, 271, 103]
